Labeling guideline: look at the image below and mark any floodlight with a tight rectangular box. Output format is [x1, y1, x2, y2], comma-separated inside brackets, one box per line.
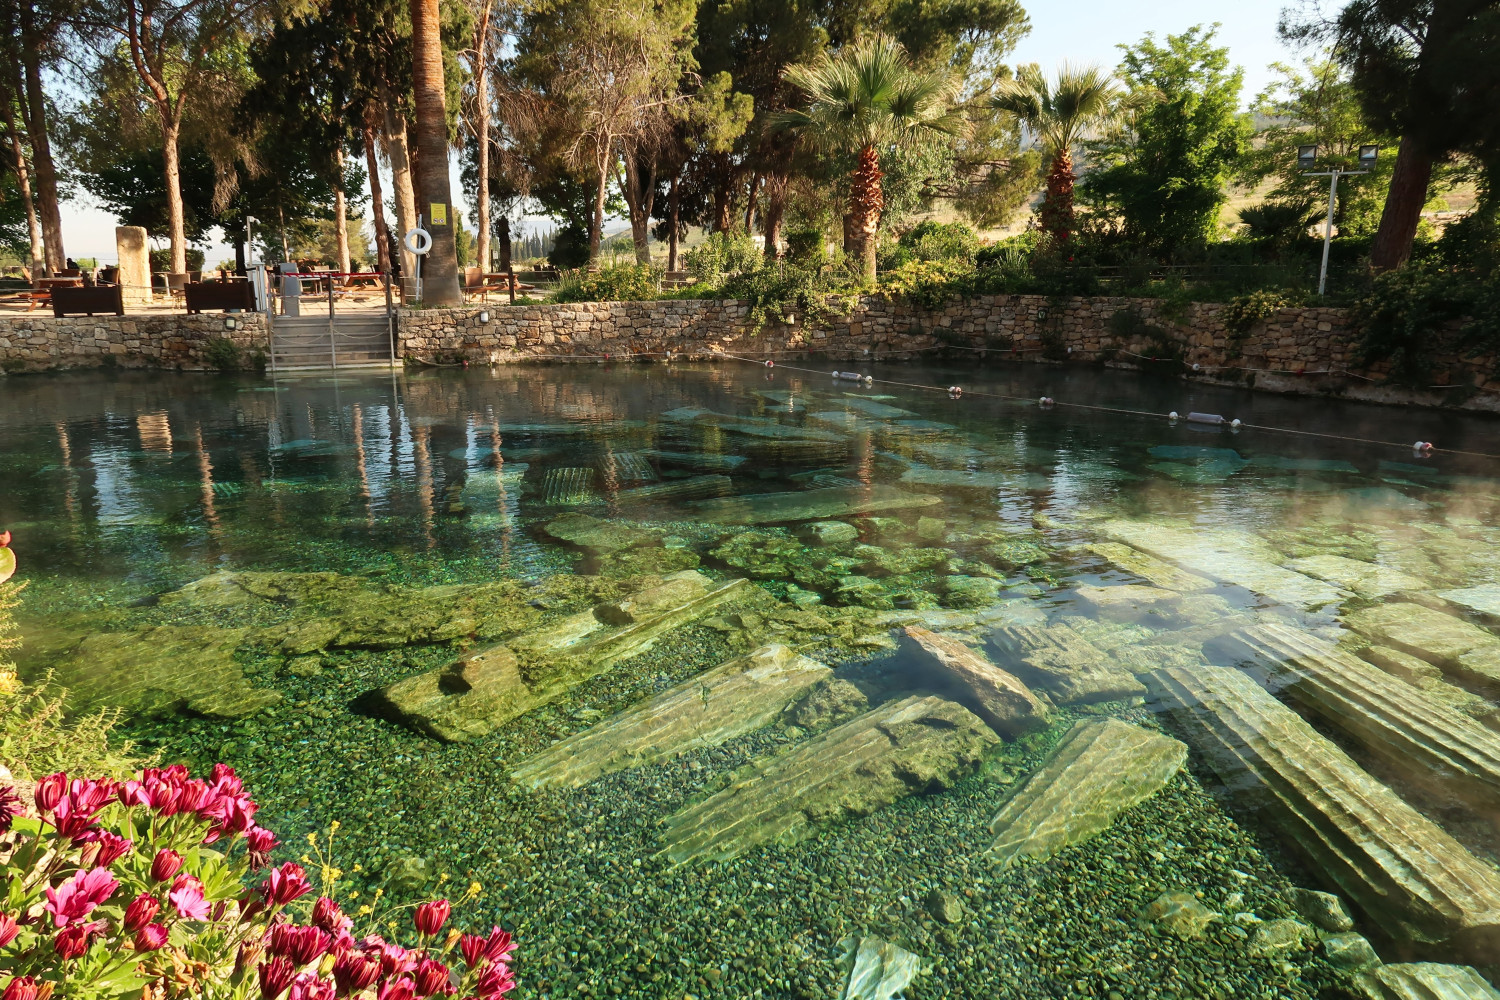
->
[1298, 145, 1318, 169]
[1358, 145, 1379, 167]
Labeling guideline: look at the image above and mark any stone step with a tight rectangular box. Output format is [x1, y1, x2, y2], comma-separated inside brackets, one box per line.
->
[987, 718, 1187, 864]
[1344, 603, 1500, 693]
[659, 694, 998, 863]
[360, 572, 750, 741]
[900, 626, 1049, 738]
[1357, 963, 1500, 1000]
[1236, 623, 1500, 807]
[686, 485, 941, 526]
[987, 623, 1147, 704]
[510, 644, 831, 789]
[541, 467, 597, 504]
[1085, 542, 1215, 592]
[1145, 662, 1500, 958]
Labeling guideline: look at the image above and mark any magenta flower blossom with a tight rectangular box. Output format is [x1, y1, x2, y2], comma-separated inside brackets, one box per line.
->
[473, 962, 516, 998]
[53, 919, 107, 959]
[123, 892, 160, 932]
[287, 973, 335, 1000]
[259, 956, 297, 999]
[376, 978, 416, 1000]
[75, 829, 134, 868]
[332, 952, 382, 995]
[45, 867, 119, 927]
[311, 897, 351, 935]
[0, 912, 19, 948]
[260, 863, 313, 906]
[169, 874, 211, 921]
[247, 826, 280, 869]
[413, 900, 450, 937]
[2, 976, 40, 1000]
[0, 786, 21, 832]
[268, 924, 332, 967]
[151, 848, 184, 883]
[377, 943, 417, 977]
[133, 923, 169, 952]
[412, 957, 453, 998]
[32, 773, 67, 812]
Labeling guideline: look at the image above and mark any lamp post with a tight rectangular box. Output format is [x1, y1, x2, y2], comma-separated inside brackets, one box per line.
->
[1300, 144, 1379, 296]
[246, 217, 258, 268]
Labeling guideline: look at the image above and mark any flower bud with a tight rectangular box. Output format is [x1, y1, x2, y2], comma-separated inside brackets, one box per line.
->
[33, 773, 67, 813]
[412, 900, 450, 938]
[151, 848, 184, 882]
[124, 893, 160, 932]
[0, 912, 19, 947]
[258, 956, 297, 1000]
[412, 957, 451, 998]
[133, 923, 169, 952]
[2, 976, 40, 1000]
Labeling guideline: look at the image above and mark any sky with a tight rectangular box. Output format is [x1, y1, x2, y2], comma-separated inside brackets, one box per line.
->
[55, 0, 1303, 266]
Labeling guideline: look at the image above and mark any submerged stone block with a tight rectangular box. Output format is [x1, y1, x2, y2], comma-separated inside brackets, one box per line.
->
[1145, 662, 1500, 958]
[1441, 584, 1500, 621]
[989, 624, 1147, 704]
[1086, 542, 1214, 592]
[1287, 554, 1426, 597]
[541, 467, 597, 504]
[839, 936, 922, 1000]
[987, 718, 1186, 864]
[1357, 963, 1500, 1000]
[688, 485, 941, 525]
[660, 695, 998, 863]
[511, 644, 831, 789]
[1344, 603, 1500, 692]
[613, 475, 733, 506]
[543, 513, 657, 553]
[902, 626, 1049, 738]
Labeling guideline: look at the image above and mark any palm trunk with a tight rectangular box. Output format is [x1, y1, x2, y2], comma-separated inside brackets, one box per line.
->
[364, 122, 392, 274]
[849, 144, 883, 283]
[667, 171, 681, 272]
[1040, 148, 1076, 245]
[162, 114, 187, 273]
[762, 173, 786, 262]
[18, 17, 63, 273]
[408, 0, 461, 305]
[382, 102, 418, 277]
[472, 1, 493, 271]
[744, 171, 760, 234]
[2, 98, 43, 278]
[334, 147, 351, 273]
[1370, 137, 1433, 271]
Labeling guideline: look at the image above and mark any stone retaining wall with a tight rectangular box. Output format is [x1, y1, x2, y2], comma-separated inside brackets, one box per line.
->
[0, 313, 268, 372]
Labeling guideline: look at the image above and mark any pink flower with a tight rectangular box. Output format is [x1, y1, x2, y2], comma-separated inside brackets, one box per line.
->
[376, 979, 416, 1000]
[133, 923, 169, 951]
[311, 897, 351, 935]
[45, 867, 119, 926]
[377, 942, 417, 977]
[75, 830, 133, 868]
[2, 977, 40, 1000]
[412, 957, 452, 997]
[259, 956, 297, 999]
[247, 826, 280, 869]
[211, 763, 245, 795]
[151, 848, 184, 882]
[117, 779, 150, 807]
[260, 863, 312, 907]
[0, 786, 21, 832]
[332, 952, 381, 995]
[68, 778, 117, 813]
[0, 912, 19, 947]
[33, 773, 67, 813]
[54, 919, 106, 959]
[473, 962, 516, 998]
[268, 923, 332, 967]
[169, 874, 210, 921]
[124, 892, 160, 931]
[287, 973, 335, 1000]
[413, 899, 450, 937]
[460, 928, 514, 967]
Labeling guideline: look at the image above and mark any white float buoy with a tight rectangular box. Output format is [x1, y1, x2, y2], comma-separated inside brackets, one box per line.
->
[948, 386, 963, 397]
[1186, 412, 1225, 426]
[1230, 418, 1243, 431]
[1168, 411, 1180, 421]
[1413, 441, 1435, 455]
[1039, 396, 1055, 407]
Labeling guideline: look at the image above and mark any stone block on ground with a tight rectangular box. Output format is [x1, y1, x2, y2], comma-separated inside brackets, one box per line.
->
[1236, 623, 1500, 806]
[989, 624, 1147, 704]
[1344, 603, 1500, 692]
[1357, 963, 1500, 1000]
[660, 695, 998, 863]
[1287, 554, 1426, 597]
[838, 936, 921, 1000]
[541, 467, 597, 504]
[613, 475, 733, 506]
[543, 512, 658, 553]
[987, 718, 1186, 864]
[901, 625, 1049, 738]
[1086, 542, 1215, 592]
[1145, 662, 1500, 959]
[511, 644, 831, 788]
[687, 485, 941, 525]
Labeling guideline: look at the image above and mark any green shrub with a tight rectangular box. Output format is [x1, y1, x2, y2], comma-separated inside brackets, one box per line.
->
[683, 231, 762, 285]
[783, 227, 827, 267]
[720, 258, 859, 333]
[1222, 289, 1289, 335]
[878, 257, 975, 308]
[552, 264, 661, 303]
[1351, 263, 1473, 383]
[148, 248, 206, 273]
[898, 220, 980, 262]
[202, 336, 242, 370]
[547, 224, 592, 269]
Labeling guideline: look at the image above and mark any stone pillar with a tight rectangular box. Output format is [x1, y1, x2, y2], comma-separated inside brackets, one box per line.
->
[116, 227, 150, 306]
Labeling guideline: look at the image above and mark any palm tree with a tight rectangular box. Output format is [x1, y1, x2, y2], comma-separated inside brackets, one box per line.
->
[991, 64, 1139, 245]
[774, 37, 968, 283]
[409, 0, 461, 304]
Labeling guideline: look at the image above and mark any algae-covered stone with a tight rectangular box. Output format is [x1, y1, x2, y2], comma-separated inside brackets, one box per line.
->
[990, 624, 1147, 704]
[988, 719, 1186, 864]
[834, 575, 895, 610]
[511, 644, 831, 789]
[1441, 585, 1500, 620]
[1074, 584, 1178, 614]
[1140, 892, 1218, 940]
[688, 485, 941, 525]
[798, 521, 859, 546]
[596, 545, 700, 578]
[941, 575, 1004, 609]
[902, 626, 1048, 738]
[852, 543, 953, 577]
[1362, 646, 1500, 727]
[783, 677, 871, 731]
[1344, 603, 1500, 690]
[1287, 554, 1425, 598]
[1321, 932, 1380, 973]
[983, 540, 1048, 570]
[660, 695, 998, 862]
[1247, 918, 1313, 957]
[1357, 963, 1500, 1000]
[1087, 542, 1214, 592]
[1291, 887, 1355, 933]
[543, 513, 659, 553]
[49, 626, 279, 718]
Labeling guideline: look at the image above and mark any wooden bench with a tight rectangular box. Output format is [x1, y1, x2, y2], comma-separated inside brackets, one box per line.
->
[184, 281, 255, 314]
[52, 284, 125, 317]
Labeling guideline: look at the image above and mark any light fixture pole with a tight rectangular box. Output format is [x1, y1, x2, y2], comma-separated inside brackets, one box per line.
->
[1299, 144, 1379, 296]
[246, 217, 258, 268]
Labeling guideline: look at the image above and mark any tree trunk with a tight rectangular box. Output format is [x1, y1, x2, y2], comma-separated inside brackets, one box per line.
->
[364, 122, 392, 274]
[712, 171, 733, 233]
[18, 18, 63, 274]
[1370, 137, 1434, 271]
[472, 1, 493, 272]
[744, 171, 760, 234]
[589, 147, 609, 262]
[667, 171, 681, 272]
[849, 144, 883, 283]
[621, 145, 657, 265]
[2, 98, 44, 279]
[405, 0, 464, 306]
[334, 148, 351, 273]
[382, 102, 419, 277]
[497, 214, 513, 303]
[762, 173, 786, 262]
[1040, 148, 1076, 245]
[161, 115, 188, 273]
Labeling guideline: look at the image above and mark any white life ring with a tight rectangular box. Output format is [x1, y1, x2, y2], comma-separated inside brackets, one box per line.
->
[404, 227, 432, 255]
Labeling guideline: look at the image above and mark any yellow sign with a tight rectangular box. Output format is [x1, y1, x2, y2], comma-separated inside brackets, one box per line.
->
[430, 203, 447, 226]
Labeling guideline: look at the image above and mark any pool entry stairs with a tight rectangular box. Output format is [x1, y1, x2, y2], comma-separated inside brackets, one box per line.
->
[268, 314, 397, 370]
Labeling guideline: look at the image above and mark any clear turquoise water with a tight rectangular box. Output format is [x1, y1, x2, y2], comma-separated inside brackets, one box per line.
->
[3, 363, 1499, 998]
